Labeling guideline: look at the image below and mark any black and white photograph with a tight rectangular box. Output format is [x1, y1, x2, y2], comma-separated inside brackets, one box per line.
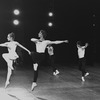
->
[0, 0, 99, 100]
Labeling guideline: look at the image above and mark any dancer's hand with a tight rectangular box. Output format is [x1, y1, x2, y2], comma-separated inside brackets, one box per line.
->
[28, 51, 31, 55]
[64, 40, 68, 43]
[85, 43, 88, 47]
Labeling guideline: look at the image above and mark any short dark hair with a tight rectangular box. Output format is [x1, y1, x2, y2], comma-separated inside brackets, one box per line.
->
[40, 30, 47, 39]
[77, 41, 82, 46]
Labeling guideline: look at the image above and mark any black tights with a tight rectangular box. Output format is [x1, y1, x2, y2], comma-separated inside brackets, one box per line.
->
[33, 69, 38, 82]
[79, 57, 87, 77]
[49, 55, 57, 72]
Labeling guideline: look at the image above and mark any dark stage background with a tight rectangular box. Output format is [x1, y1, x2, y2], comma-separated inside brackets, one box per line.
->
[0, 0, 99, 69]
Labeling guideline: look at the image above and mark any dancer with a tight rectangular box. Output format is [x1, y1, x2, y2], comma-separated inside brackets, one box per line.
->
[47, 45, 59, 75]
[31, 30, 68, 91]
[77, 41, 89, 82]
[0, 32, 31, 88]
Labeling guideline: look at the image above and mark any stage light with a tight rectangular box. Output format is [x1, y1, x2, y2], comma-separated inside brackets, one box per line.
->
[13, 19, 19, 25]
[13, 9, 20, 15]
[48, 12, 53, 17]
[48, 22, 53, 27]
[93, 24, 95, 27]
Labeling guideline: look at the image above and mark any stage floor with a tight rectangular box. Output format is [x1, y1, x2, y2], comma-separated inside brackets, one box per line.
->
[0, 64, 100, 100]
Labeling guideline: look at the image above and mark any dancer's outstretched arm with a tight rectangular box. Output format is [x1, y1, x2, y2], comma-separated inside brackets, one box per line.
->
[31, 38, 39, 43]
[49, 40, 68, 45]
[0, 42, 8, 47]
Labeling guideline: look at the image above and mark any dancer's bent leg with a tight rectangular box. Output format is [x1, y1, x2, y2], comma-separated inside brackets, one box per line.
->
[2, 53, 14, 70]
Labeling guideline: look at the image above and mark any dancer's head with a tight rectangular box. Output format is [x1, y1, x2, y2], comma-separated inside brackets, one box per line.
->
[38, 30, 47, 39]
[77, 41, 82, 47]
[7, 32, 15, 41]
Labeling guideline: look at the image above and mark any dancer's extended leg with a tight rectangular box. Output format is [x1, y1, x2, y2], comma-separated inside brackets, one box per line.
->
[5, 67, 13, 88]
[31, 63, 38, 91]
[2, 53, 13, 88]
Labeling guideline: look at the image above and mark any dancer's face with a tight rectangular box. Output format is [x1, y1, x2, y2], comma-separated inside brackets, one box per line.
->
[7, 34, 12, 41]
[38, 32, 43, 38]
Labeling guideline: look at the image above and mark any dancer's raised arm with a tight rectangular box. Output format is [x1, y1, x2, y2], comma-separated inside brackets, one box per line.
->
[82, 43, 88, 49]
[78, 43, 88, 49]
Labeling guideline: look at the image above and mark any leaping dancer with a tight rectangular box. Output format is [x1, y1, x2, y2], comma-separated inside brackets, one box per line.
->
[0, 32, 31, 88]
[30, 30, 68, 91]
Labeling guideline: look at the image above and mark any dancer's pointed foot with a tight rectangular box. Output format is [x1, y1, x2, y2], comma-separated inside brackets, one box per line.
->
[31, 82, 37, 91]
[81, 76, 85, 82]
[85, 72, 89, 77]
[56, 70, 60, 75]
[5, 81, 10, 89]
[53, 70, 60, 76]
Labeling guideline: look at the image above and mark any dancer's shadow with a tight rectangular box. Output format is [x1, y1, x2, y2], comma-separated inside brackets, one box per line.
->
[8, 94, 21, 100]
[37, 97, 48, 100]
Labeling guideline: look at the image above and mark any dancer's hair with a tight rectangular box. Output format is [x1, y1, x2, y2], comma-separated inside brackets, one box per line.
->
[77, 41, 82, 46]
[40, 30, 47, 39]
[8, 32, 15, 40]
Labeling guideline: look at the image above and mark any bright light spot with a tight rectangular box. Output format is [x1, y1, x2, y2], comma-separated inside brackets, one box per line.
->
[13, 19, 19, 25]
[93, 24, 95, 26]
[48, 22, 53, 27]
[48, 12, 53, 17]
[13, 9, 20, 15]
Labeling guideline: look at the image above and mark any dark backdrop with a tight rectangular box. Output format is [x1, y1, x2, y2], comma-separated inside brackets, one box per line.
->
[0, 0, 99, 69]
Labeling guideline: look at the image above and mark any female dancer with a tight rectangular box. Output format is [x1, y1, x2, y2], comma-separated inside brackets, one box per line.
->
[0, 32, 31, 88]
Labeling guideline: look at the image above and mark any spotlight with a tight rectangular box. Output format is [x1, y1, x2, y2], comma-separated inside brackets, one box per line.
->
[93, 24, 95, 27]
[48, 12, 53, 17]
[48, 22, 53, 27]
[13, 19, 19, 25]
[13, 9, 20, 15]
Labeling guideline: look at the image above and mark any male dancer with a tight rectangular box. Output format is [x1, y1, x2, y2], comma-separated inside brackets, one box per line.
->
[0, 32, 31, 88]
[31, 30, 68, 90]
[77, 41, 89, 82]
[47, 45, 59, 75]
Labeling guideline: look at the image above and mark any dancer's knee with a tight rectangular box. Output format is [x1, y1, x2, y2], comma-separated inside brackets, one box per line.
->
[8, 68, 12, 75]
[2, 54, 6, 58]
[33, 63, 38, 71]
[2, 53, 8, 60]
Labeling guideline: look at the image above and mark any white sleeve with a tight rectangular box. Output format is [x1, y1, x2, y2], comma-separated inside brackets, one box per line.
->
[46, 40, 51, 45]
